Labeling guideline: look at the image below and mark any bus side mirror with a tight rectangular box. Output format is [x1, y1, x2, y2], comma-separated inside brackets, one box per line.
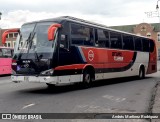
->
[48, 24, 61, 41]
[2, 29, 19, 44]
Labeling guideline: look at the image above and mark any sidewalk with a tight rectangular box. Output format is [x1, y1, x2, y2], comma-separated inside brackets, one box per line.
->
[151, 64, 160, 122]
[151, 80, 160, 122]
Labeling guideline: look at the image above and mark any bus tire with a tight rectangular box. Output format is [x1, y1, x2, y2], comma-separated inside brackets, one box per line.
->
[82, 70, 92, 88]
[139, 66, 145, 79]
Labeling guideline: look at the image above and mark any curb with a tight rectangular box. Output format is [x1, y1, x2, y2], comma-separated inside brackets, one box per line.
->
[151, 80, 160, 122]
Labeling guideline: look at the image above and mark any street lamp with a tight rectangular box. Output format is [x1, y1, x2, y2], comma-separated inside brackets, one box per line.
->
[0, 12, 2, 20]
[156, 0, 160, 10]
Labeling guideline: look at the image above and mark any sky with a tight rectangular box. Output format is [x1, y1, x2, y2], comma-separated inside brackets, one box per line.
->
[0, 0, 159, 29]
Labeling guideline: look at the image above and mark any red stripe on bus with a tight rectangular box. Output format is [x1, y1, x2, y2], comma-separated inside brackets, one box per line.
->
[54, 64, 87, 70]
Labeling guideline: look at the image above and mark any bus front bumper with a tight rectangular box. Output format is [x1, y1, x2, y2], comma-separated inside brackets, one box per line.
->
[11, 75, 83, 85]
[11, 75, 58, 84]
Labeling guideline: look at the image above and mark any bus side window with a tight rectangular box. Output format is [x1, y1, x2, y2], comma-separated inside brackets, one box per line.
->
[0, 49, 2, 57]
[95, 29, 109, 48]
[134, 37, 142, 51]
[142, 38, 149, 52]
[71, 24, 94, 46]
[110, 32, 122, 49]
[122, 34, 134, 50]
[149, 39, 154, 52]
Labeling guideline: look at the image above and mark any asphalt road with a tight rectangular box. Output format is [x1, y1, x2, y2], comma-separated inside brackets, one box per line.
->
[0, 62, 159, 122]
[0, 74, 159, 113]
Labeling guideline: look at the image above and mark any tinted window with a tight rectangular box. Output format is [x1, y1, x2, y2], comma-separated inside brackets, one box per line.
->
[0, 48, 12, 58]
[95, 29, 109, 47]
[134, 37, 142, 51]
[122, 34, 134, 50]
[142, 38, 149, 52]
[71, 24, 94, 46]
[110, 32, 122, 49]
[149, 39, 155, 52]
[0, 49, 2, 57]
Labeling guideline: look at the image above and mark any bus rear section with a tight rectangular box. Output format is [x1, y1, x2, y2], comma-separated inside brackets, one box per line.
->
[146, 39, 157, 74]
[0, 47, 13, 75]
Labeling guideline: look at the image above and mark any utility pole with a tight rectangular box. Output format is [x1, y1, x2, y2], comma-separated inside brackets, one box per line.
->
[156, 0, 160, 32]
[0, 12, 2, 20]
[156, 0, 160, 59]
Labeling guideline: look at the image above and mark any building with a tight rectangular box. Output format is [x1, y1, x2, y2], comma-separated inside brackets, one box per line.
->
[0, 28, 19, 48]
[110, 23, 160, 59]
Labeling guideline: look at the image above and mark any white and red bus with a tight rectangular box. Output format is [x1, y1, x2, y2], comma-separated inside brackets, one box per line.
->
[0, 46, 14, 75]
[2, 16, 157, 87]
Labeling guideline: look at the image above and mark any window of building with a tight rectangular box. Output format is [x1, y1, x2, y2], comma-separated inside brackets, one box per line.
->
[134, 37, 142, 51]
[110, 32, 122, 49]
[6, 34, 9, 38]
[13, 33, 18, 38]
[5, 41, 11, 47]
[157, 33, 160, 42]
[146, 33, 151, 38]
[71, 24, 94, 46]
[5, 32, 18, 39]
[13, 41, 16, 48]
[122, 34, 134, 50]
[158, 48, 160, 60]
[95, 29, 109, 48]
[9, 33, 13, 38]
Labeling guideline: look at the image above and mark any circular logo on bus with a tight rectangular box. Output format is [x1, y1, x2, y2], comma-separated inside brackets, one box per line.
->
[88, 50, 94, 61]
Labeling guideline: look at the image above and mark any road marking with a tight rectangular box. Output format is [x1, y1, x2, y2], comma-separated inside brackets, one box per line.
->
[102, 95, 126, 102]
[22, 103, 35, 109]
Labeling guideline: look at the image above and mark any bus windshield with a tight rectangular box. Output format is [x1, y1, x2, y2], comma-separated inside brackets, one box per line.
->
[14, 22, 56, 57]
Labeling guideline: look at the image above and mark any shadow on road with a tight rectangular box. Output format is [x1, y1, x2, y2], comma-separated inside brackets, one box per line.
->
[0, 74, 11, 77]
[18, 76, 152, 95]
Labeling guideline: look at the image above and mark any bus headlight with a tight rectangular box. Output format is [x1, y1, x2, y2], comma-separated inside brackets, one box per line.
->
[40, 69, 54, 76]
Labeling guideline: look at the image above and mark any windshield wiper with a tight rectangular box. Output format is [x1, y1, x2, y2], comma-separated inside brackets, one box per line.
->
[26, 32, 35, 53]
[33, 45, 40, 62]
[17, 32, 32, 60]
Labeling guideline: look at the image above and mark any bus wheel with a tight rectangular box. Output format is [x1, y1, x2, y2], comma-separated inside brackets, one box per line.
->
[139, 66, 145, 79]
[82, 70, 92, 88]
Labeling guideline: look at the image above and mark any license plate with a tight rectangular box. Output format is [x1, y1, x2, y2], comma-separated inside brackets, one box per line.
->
[24, 76, 29, 82]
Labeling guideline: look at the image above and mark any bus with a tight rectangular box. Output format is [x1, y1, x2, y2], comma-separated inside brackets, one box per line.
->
[2, 16, 157, 87]
[0, 47, 14, 75]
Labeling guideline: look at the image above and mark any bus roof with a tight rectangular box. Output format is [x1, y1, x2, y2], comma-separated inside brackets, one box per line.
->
[22, 16, 152, 40]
